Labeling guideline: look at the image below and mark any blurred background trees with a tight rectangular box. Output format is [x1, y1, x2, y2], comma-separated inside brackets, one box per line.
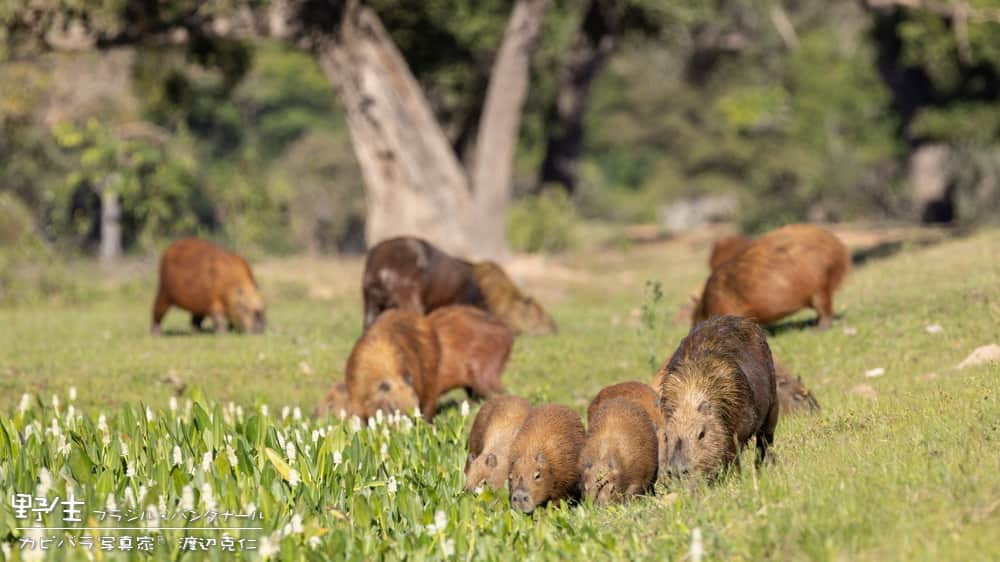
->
[1, 0, 999, 262]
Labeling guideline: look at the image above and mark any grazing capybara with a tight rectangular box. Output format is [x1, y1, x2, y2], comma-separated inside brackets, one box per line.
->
[694, 224, 850, 330]
[428, 306, 513, 402]
[656, 315, 778, 480]
[465, 395, 533, 492]
[774, 360, 820, 414]
[471, 261, 557, 335]
[361, 237, 484, 330]
[151, 238, 265, 334]
[344, 309, 439, 420]
[578, 398, 658, 505]
[708, 234, 753, 270]
[586, 381, 663, 429]
[315, 380, 353, 419]
[508, 404, 585, 513]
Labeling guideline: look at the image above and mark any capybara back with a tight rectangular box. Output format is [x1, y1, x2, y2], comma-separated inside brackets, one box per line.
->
[579, 398, 657, 505]
[428, 306, 513, 402]
[587, 381, 663, 429]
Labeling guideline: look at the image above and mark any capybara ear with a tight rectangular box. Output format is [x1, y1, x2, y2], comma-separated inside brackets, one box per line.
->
[486, 453, 498, 468]
[534, 451, 544, 464]
[698, 400, 712, 414]
[468, 452, 476, 464]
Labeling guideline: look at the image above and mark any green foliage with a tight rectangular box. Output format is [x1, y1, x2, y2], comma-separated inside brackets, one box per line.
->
[507, 190, 578, 254]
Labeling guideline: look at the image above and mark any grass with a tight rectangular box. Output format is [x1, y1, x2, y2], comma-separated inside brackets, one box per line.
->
[0, 226, 998, 561]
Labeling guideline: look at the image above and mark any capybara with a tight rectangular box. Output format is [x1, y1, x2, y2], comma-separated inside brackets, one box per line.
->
[586, 381, 664, 429]
[151, 237, 265, 334]
[578, 398, 658, 505]
[315, 380, 353, 419]
[508, 404, 585, 513]
[694, 224, 849, 330]
[465, 395, 533, 492]
[428, 306, 513, 403]
[656, 315, 778, 480]
[361, 237, 484, 330]
[471, 261, 557, 335]
[344, 309, 439, 420]
[774, 360, 820, 414]
[708, 234, 753, 270]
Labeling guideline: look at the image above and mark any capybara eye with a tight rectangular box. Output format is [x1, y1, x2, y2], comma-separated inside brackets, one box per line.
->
[468, 453, 476, 463]
[533, 471, 541, 480]
[698, 428, 706, 441]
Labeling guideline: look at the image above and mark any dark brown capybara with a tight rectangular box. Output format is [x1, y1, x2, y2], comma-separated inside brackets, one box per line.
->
[693, 224, 850, 330]
[508, 404, 585, 513]
[587, 381, 664, 429]
[471, 261, 557, 335]
[708, 234, 753, 271]
[344, 309, 438, 420]
[315, 380, 353, 419]
[578, 398, 658, 505]
[427, 306, 513, 403]
[151, 237, 265, 334]
[656, 315, 778, 480]
[361, 237, 484, 330]
[774, 360, 820, 415]
[465, 395, 533, 492]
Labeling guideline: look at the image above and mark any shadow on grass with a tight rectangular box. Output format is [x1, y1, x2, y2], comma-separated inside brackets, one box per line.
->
[764, 314, 845, 336]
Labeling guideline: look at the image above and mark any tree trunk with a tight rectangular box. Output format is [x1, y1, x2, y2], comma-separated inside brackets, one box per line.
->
[909, 142, 956, 223]
[99, 187, 122, 265]
[315, 1, 474, 256]
[536, 0, 616, 194]
[470, 0, 551, 260]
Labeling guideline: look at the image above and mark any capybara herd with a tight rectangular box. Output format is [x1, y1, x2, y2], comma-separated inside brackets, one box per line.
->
[154, 222, 845, 513]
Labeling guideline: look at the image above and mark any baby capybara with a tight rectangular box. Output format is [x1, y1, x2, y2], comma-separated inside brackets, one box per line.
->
[694, 224, 850, 330]
[315, 380, 353, 419]
[656, 315, 778, 480]
[428, 306, 513, 402]
[465, 395, 532, 492]
[587, 381, 663, 429]
[361, 237, 484, 330]
[578, 398, 658, 505]
[774, 360, 820, 414]
[152, 237, 265, 334]
[344, 309, 438, 420]
[708, 234, 752, 271]
[472, 261, 557, 335]
[508, 404, 585, 513]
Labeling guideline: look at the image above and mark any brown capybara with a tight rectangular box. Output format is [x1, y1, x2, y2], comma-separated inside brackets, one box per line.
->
[774, 360, 820, 414]
[508, 404, 585, 513]
[464, 395, 532, 492]
[427, 306, 514, 403]
[578, 398, 658, 505]
[708, 234, 753, 271]
[471, 261, 557, 335]
[656, 315, 778, 480]
[361, 237, 484, 330]
[586, 381, 664, 429]
[693, 224, 850, 330]
[151, 238, 265, 334]
[344, 309, 439, 420]
[315, 380, 353, 419]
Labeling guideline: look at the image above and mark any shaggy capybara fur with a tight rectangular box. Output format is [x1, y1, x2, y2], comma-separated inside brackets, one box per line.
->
[472, 261, 557, 335]
[708, 234, 753, 271]
[152, 238, 265, 334]
[694, 224, 850, 330]
[428, 306, 513, 402]
[774, 360, 820, 414]
[578, 398, 658, 505]
[361, 237, 484, 330]
[656, 315, 778, 480]
[465, 395, 533, 492]
[587, 381, 663, 429]
[315, 380, 353, 419]
[508, 404, 585, 513]
[344, 309, 439, 420]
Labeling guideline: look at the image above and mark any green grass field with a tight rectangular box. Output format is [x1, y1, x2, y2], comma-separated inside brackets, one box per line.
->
[1, 227, 998, 561]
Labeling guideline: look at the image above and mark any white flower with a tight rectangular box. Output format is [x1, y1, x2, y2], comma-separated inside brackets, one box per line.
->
[375, 409, 384, 425]
[52, 394, 60, 411]
[426, 510, 448, 534]
[287, 469, 300, 488]
[442, 538, 455, 558]
[37, 468, 52, 497]
[57, 435, 71, 456]
[307, 536, 321, 549]
[311, 430, 320, 444]
[460, 401, 470, 418]
[400, 416, 414, 433]
[290, 513, 303, 534]
[285, 442, 297, 464]
[97, 415, 110, 447]
[259, 533, 280, 559]
[276, 431, 287, 451]
[173, 446, 183, 466]
[349, 416, 362, 433]
[145, 407, 154, 422]
[281, 406, 290, 421]
[412, 406, 422, 419]
[169, 396, 178, 412]
[226, 444, 238, 468]
[18, 393, 31, 413]
[105, 492, 117, 511]
[293, 407, 302, 421]
[119, 439, 128, 457]
[201, 452, 213, 472]
[126, 462, 136, 478]
[236, 405, 245, 421]
[124, 487, 136, 506]
[180, 485, 194, 511]
[260, 404, 269, 417]
[367, 417, 377, 430]
[66, 405, 75, 423]
[380, 443, 388, 459]
[332, 451, 343, 468]
[689, 527, 704, 562]
[68, 386, 77, 401]
[387, 476, 398, 494]
[2, 541, 11, 559]
[200, 482, 217, 511]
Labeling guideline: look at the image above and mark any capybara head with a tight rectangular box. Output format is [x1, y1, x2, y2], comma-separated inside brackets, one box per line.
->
[579, 458, 618, 506]
[473, 261, 557, 336]
[708, 234, 752, 271]
[658, 358, 739, 480]
[508, 405, 583, 513]
[315, 381, 353, 419]
[466, 450, 508, 492]
[509, 450, 557, 513]
[347, 335, 422, 418]
[507, 295, 557, 336]
[225, 283, 266, 333]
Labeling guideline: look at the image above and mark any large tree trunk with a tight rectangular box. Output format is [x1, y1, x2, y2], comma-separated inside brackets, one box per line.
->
[909, 142, 956, 223]
[470, 0, 551, 260]
[315, 1, 474, 256]
[99, 187, 122, 265]
[536, 0, 616, 194]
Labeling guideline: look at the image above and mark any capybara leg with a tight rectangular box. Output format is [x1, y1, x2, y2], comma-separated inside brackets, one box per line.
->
[211, 312, 228, 334]
[151, 288, 170, 335]
[757, 403, 779, 465]
[811, 291, 834, 330]
[191, 315, 206, 332]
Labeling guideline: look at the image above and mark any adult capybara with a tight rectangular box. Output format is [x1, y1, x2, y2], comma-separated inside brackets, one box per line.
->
[656, 315, 778, 480]
[587, 381, 663, 429]
[344, 309, 439, 420]
[465, 395, 532, 492]
[151, 238, 265, 334]
[361, 237, 484, 330]
[693, 224, 850, 330]
[472, 261, 557, 335]
[508, 404, 585, 513]
[708, 234, 753, 271]
[428, 306, 513, 402]
[315, 380, 353, 419]
[578, 398, 657, 505]
[774, 360, 820, 414]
